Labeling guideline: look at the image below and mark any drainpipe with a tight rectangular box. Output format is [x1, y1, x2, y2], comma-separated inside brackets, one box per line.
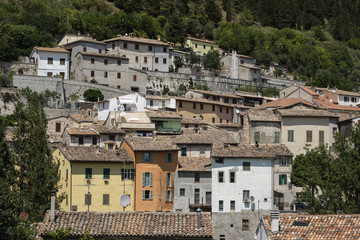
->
[50, 190, 56, 221]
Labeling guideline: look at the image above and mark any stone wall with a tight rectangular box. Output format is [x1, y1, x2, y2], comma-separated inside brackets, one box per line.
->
[0, 88, 21, 115]
[0, 62, 37, 75]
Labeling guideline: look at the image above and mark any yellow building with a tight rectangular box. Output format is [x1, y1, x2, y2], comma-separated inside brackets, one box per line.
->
[53, 146, 134, 212]
[184, 37, 219, 56]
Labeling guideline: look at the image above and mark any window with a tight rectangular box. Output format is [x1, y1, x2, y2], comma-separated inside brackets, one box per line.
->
[135, 44, 139, 50]
[220, 235, 225, 240]
[180, 188, 185, 197]
[200, 103, 204, 110]
[107, 143, 114, 150]
[212, 118, 215, 123]
[200, 149, 205, 156]
[275, 132, 280, 143]
[219, 200, 223, 211]
[155, 57, 159, 63]
[60, 58, 65, 65]
[254, 132, 260, 142]
[104, 59, 108, 65]
[194, 173, 200, 183]
[142, 152, 153, 162]
[123, 43, 127, 49]
[230, 200, 235, 212]
[163, 47, 167, 53]
[226, 108, 229, 114]
[243, 190, 250, 202]
[92, 136, 97, 145]
[47, 72, 53, 77]
[144, 57, 147, 63]
[83, 47, 87, 52]
[193, 102, 196, 109]
[104, 72, 108, 78]
[181, 148, 187, 156]
[352, 97, 357, 103]
[165, 190, 173, 202]
[103, 168, 110, 179]
[117, 85, 121, 89]
[344, 96, 349, 102]
[206, 192, 211, 205]
[142, 172, 153, 186]
[306, 130, 312, 142]
[242, 219, 249, 231]
[166, 172, 173, 187]
[133, 75, 137, 81]
[99, 49, 102, 54]
[218, 171, 224, 183]
[243, 162, 250, 171]
[142, 190, 153, 200]
[85, 193, 91, 205]
[281, 157, 292, 166]
[163, 58, 167, 64]
[91, 71, 94, 77]
[162, 101, 165, 108]
[220, 106, 222, 113]
[240, 60, 244, 64]
[215, 157, 224, 164]
[66, 169, 68, 180]
[149, 100, 154, 107]
[165, 153, 174, 162]
[55, 122, 61, 132]
[230, 172, 235, 183]
[117, 72, 121, 79]
[66, 195, 68, 206]
[179, 100, 182, 108]
[195, 44, 198, 48]
[148, 45, 152, 51]
[194, 189, 200, 204]
[103, 194, 109, 205]
[48, 58, 53, 64]
[319, 130, 325, 143]
[79, 136, 84, 145]
[203, 45, 206, 49]
[131, 87, 139, 92]
[212, 105, 215, 111]
[288, 130, 294, 142]
[279, 174, 287, 185]
[85, 168, 92, 179]
[117, 59, 121, 66]
[121, 169, 135, 180]
[91, 58, 94, 64]
[112, 43, 115, 50]
[220, 119, 223, 123]
[135, 56, 139, 62]
[333, 127, 337, 136]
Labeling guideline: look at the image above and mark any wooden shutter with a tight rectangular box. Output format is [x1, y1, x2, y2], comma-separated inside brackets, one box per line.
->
[170, 173, 173, 187]
[150, 153, 153, 162]
[165, 153, 168, 162]
[170, 190, 173, 202]
[171, 153, 174, 162]
[150, 190, 153, 200]
[166, 173, 169, 187]
[142, 190, 145, 200]
[165, 191, 169, 202]
[150, 173, 153, 187]
[142, 172, 145, 186]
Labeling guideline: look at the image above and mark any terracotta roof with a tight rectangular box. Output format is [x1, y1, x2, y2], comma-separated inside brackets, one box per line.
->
[186, 37, 216, 45]
[191, 89, 243, 99]
[247, 110, 281, 122]
[256, 98, 316, 110]
[181, 118, 208, 125]
[167, 129, 238, 145]
[39, 211, 213, 239]
[178, 157, 211, 172]
[103, 35, 169, 46]
[78, 51, 129, 60]
[237, 54, 253, 59]
[300, 86, 319, 96]
[214, 123, 241, 127]
[146, 110, 182, 119]
[94, 126, 125, 134]
[66, 128, 99, 136]
[176, 97, 238, 108]
[334, 89, 360, 97]
[263, 214, 360, 239]
[68, 113, 94, 123]
[34, 47, 69, 53]
[58, 146, 133, 162]
[277, 109, 339, 118]
[314, 96, 360, 112]
[321, 90, 339, 104]
[124, 137, 179, 151]
[212, 144, 293, 158]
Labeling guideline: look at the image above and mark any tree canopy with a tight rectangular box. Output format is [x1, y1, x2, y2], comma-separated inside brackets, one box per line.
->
[83, 89, 104, 102]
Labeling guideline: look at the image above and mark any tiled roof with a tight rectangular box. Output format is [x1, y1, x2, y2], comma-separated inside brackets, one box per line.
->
[191, 89, 243, 99]
[60, 39, 106, 47]
[277, 109, 339, 118]
[145, 95, 171, 100]
[68, 113, 94, 123]
[181, 118, 208, 125]
[211, 144, 293, 158]
[247, 110, 281, 122]
[94, 126, 125, 134]
[66, 128, 99, 136]
[214, 123, 241, 127]
[313, 96, 360, 112]
[58, 146, 133, 162]
[124, 137, 179, 151]
[237, 54, 253, 59]
[175, 97, 239, 107]
[235, 91, 263, 98]
[300, 86, 319, 96]
[256, 98, 316, 110]
[334, 89, 360, 97]
[263, 214, 360, 239]
[321, 90, 339, 104]
[167, 129, 238, 145]
[39, 211, 213, 239]
[34, 47, 69, 53]
[186, 37, 216, 45]
[103, 35, 169, 46]
[78, 51, 129, 60]
[178, 157, 212, 172]
[146, 110, 182, 119]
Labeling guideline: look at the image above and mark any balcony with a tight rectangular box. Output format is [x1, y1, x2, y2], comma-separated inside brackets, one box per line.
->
[156, 127, 182, 135]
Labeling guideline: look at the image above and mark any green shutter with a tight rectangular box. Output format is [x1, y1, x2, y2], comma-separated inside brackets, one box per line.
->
[284, 175, 287, 185]
[165, 191, 169, 202]
[150, 190, 153, 200]
[150, 173, 153, 187]
[142, 190, 145, 200]
[142, 153, 145, 162]
[142, 172, 145, 186]
[150, 153, 153, 162]
[166, 173, 169, 187]
[170, 190, 173, 202]
[121, 169, 124, 180]
[103, 168, 110, 179]
[254, 132, 260, 142]
[165, 153, 168, 162]
[86, 168, 92, 179]
[171, 153, 174, 162]
[170, 173, 173, 187]
[279, 175, 282, 185]
[319, 130, 324, 143]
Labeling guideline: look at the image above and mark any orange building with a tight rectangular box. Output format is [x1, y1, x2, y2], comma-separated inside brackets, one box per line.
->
[121, 137, 179, 212]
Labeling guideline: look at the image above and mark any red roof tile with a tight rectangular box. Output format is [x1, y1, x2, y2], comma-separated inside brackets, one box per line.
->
[256, 98, 316, 110]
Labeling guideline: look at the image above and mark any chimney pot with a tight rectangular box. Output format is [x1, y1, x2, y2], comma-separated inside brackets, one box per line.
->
[270, 210, 280, 233]
[50, 190, 56, 221]
[196, 208, 202, 229]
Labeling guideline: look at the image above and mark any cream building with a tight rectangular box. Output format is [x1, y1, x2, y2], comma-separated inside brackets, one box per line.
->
[184, 37, 219, 56]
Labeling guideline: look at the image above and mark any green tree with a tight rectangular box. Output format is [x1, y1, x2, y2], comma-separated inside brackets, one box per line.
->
[202, 50, 221, 70]
[165, 13, 186, 44]
[83, 89, 104, 102]
[205, 0, 222, 26]
[174, 57, 184, 71]
[45, 227, 71, 240]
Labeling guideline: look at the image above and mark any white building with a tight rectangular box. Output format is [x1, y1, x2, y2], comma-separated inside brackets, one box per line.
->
[97, 93, 147, 120]
[30, 47, 70, 79]
[145, 95, 176, 110]
[211, 144, 293, 240]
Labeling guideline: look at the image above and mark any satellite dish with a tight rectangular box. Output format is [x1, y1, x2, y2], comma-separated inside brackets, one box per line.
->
[110, 113, 115, 119]
[250, 196, 255, 202]
[119, 105, 125, 112]
[120, 111, 126, 117]
[236, 109, 240, 114]
[120, 195, 130, 207]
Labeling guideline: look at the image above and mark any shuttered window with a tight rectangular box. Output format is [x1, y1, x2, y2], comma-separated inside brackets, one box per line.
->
[142, 190, 153, 200]
[319, 130, 324, 143]
[275, 132, 280, 143]
[142, 152, 153, 162]
[166, 173, 173, 187]
[85, 168, 92, 179]
[142, 172, 153, 187]
[165, 153, 174, 162]
[103, 168, 110, 179]
[288, 130, 294, 142]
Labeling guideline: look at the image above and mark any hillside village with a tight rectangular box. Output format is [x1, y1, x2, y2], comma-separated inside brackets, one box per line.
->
[3, 33, 360, 240]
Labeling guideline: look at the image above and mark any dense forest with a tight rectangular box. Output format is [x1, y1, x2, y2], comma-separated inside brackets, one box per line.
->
[1, 0, 360, 90]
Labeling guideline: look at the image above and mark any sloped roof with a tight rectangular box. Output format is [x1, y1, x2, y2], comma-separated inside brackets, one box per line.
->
[255, 98, 316, 110]
[190, 89, 243, 99]
[58, 146, 133, 163]
[181, 118, 208, 125]
[247, 110, 281, 122]
[66, 128, 99, 136]
[78, 51, 129, 60]
[68, 113, 94, 123]
[103, 35, 169, 46]
[178, 157, 212, 172]
[124, 137, 179, 151]
[313, 96, 360, 112]
[211, 144, 293, 158]
[34, 47, 69, 53]
[263, 214, 360, 239]
[175, 97, 240, 108]
[300, 86, 319, 96]
[277, 109, 339, 118]
[39, 211, 213, 239]
[146, 110, 182, 119]
[94, 126, 125, 134]
[167, 129, 238, 145]
[186, 37, 216, 45]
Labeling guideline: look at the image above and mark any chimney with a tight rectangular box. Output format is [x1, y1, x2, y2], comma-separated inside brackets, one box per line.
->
[270, 210, 280, 233]
[196, 208, 202, 229]
[157, 35, 161, 41]
[50, 190, 56, 221]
